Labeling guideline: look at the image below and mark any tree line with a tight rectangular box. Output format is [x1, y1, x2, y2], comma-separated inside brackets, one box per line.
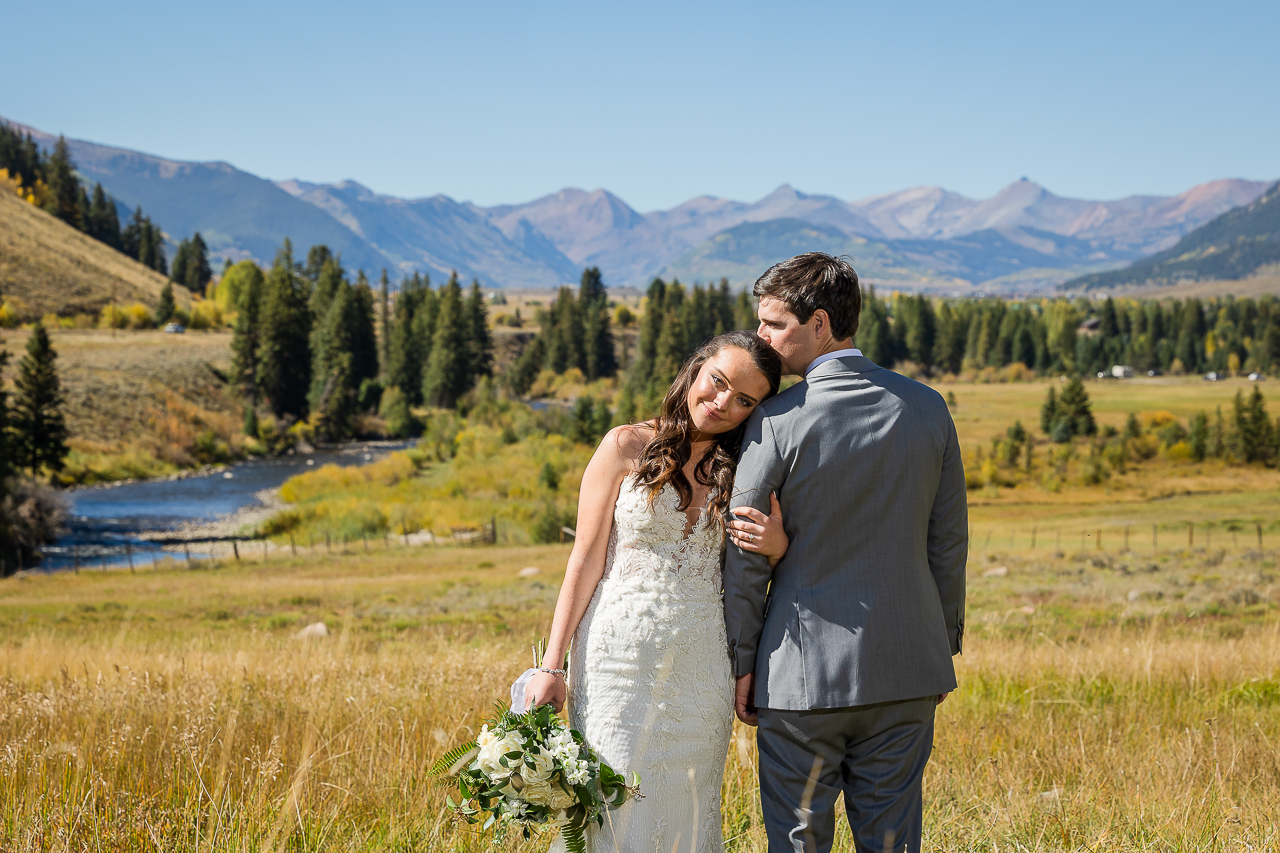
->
[227, 241, 494, 441]
[856, 291, 1280, 378]
[0, 122, 168, 275]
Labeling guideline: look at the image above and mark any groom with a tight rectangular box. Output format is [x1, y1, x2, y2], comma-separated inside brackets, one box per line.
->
[724, 253, 967, 853]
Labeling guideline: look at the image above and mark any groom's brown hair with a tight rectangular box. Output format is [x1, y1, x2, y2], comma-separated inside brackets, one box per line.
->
[753, 252, 862, 340]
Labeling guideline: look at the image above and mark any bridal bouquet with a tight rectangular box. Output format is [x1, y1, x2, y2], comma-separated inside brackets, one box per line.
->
[430, 702, 639, 852]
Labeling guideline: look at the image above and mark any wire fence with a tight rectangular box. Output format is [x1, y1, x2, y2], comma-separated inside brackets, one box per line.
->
[968, 521, 1271, 554]
[7, 518, 500, 576]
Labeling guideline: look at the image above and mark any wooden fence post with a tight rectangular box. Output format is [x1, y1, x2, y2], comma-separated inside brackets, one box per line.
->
[127, 542, 134, 573]
[290, 533, 297, 557]
[1188, 521, 1193, 549]
[1096, 528, 1102, 551]
[233, 540, 240, 561]
[1257, 523, 1263, 549]
[1030, 525, 1037, 549]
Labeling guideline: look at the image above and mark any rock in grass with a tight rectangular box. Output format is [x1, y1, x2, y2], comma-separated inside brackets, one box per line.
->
[518, 566, 541, 578]
[983, 566, 1009, 578]
[295, 622, 330, 639]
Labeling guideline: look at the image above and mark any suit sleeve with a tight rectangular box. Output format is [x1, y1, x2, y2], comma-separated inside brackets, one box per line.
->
[928, 416, 968, 655]
[723, 407, 788, 677]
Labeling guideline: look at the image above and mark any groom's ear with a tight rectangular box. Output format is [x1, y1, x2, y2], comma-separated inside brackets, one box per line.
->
[810, 308, 829, 339]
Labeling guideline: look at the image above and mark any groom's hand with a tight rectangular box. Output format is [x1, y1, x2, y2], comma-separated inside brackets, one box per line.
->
[735, 673, 758, 726]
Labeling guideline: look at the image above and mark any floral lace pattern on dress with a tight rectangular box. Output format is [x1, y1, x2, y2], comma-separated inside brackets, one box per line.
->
[555, 475, 735, 853]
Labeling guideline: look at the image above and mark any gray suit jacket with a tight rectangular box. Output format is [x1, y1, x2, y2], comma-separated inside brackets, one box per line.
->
[723, 355, 967, 710]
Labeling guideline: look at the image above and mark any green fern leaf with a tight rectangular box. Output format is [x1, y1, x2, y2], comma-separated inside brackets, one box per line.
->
[428, 742, 478, 776]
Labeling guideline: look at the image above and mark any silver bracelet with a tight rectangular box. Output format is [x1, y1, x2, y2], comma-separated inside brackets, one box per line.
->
[538, 667, 567, 678]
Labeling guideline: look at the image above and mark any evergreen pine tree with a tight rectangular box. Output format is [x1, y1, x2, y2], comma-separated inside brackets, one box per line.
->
[11, 324, 69, 476]
[422, 274, 471, 407]
[309, 282, 357, 438]
[304, 245, 333, 282]
[379, 270, 391, 375]
[87, 183, 120, 248]
[387, 274, 430, 405]
[653, 306, 687, 388]
[229, 263, 265, 402]
[1057, 377, 1097, 437]
[43, 136, 81, 227]
[407, 284, 440, 402]
[187, 233, 212, 292]
[243, 405, 259, 438]
[0, 349, 11, 484]
[712, 279, 734, 335]
[1209, 406, 1226, 458]
[465, 280, 494, 380]
[635, 278, 667, 384]
[1189, 411, 1209, 461]
[170, 238, 192, 288]
[579, 267, 616, 380]
[508, 336, 546, 397]
[1040, 387, 1058, 434]
[256, 240, 312, 419]
[1238, 387, 1275, 464]
[733, 290, 756, 332]
[155, 283, 175, 325]
[351, 271, 380, 386]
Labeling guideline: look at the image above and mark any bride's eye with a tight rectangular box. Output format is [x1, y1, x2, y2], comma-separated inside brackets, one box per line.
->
[711, 374, 723, 386]
[737, 397, 752, 408]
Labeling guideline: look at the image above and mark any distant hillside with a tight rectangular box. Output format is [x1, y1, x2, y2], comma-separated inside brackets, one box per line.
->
[659, 218, 955, 289]
[0, 188, 189, 319]
[1066, 182, 1280, 290]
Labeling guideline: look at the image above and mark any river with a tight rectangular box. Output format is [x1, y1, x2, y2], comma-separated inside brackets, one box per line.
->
[45, 441, 409, 570]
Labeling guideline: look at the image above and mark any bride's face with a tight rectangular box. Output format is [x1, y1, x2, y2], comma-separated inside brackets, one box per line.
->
[687, 347, 772, 436]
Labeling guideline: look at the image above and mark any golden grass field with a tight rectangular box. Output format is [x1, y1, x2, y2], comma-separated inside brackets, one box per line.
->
[0, 327, 242, 482]
[1, 536, 1277, 852]
[4, 328, 1280, 850]
[0, 189, 189, 321]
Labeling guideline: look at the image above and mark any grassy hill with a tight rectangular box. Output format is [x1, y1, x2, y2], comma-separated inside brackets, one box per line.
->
[1068, 181, 1280, 291]
[0, 188, 190, 320]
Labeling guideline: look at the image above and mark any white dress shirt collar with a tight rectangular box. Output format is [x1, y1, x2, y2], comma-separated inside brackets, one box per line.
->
[805, 347, 863, 376]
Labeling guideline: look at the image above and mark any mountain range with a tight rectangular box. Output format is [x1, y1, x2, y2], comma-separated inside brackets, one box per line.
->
[7, 116, 1272, 293]
[1068, 180, 1280, 290]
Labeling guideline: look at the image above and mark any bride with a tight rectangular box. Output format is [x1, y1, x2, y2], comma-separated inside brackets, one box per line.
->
[525, 330, 790, 852]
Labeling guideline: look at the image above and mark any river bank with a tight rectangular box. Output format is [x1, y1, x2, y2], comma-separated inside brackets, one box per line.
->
[43, 440, 410, 570]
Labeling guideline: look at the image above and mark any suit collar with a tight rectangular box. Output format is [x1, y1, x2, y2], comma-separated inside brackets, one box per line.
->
[805, 353, 881, 380]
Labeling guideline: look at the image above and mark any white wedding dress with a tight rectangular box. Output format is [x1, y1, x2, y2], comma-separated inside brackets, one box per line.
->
[554, 475, 735, 853]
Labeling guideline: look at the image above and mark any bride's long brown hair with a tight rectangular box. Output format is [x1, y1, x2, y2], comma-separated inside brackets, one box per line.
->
[633, 331, 782, 525]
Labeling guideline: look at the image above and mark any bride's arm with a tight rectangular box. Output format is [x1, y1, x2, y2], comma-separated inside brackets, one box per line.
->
[524, 425, 646, 712]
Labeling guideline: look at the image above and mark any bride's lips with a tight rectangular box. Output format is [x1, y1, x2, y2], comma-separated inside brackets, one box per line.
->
[702, 403, 723, 421]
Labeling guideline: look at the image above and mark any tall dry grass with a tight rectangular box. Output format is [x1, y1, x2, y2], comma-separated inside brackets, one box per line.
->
[2, 544, 1277, 851]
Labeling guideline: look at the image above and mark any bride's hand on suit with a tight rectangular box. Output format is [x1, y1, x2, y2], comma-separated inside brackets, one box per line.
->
[728, 492, 788, 567]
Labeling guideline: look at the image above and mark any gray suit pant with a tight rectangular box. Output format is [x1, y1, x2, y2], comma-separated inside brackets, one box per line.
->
[757, 697, 936, 853]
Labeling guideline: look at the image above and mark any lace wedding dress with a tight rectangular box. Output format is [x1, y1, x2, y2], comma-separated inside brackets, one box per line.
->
[554, 475, 735, 853]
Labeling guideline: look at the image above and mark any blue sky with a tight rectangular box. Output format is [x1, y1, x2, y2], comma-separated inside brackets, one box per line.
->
[3, 1, 1276, 211]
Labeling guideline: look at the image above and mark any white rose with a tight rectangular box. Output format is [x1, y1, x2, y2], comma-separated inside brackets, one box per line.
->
[523, 747, 557, 784]
[548, 780, 578, 810]
[521, 779, 553, 805]
[476, 725, 497, 748]
[477, 734, 523, 778]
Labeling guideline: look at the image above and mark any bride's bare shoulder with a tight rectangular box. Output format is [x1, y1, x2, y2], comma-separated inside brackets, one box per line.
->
[597, 422, 655, 468]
